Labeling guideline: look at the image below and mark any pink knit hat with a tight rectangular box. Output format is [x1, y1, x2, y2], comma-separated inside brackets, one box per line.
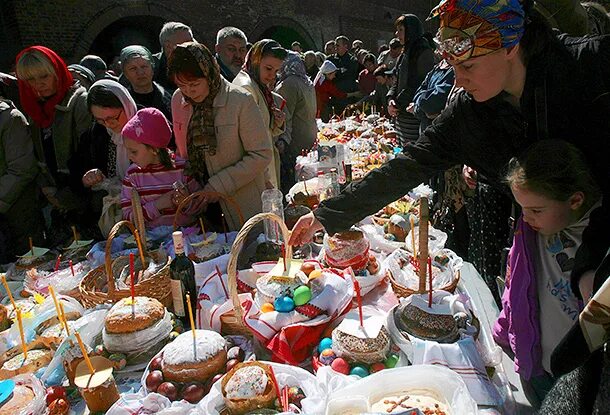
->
[121, 107, 171, 148]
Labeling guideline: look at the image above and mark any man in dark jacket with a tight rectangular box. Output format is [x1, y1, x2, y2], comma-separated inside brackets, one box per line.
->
[290, 2, 610, 307]
[153, 22, 194, 92]
[328, 35, 360, 113]
[215, 26, 248, 82]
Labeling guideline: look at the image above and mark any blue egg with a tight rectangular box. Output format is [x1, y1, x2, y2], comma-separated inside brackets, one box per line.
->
[350, 365, 370, 378]
[274, 296, 295, 313]
[318, 337, 332, 353]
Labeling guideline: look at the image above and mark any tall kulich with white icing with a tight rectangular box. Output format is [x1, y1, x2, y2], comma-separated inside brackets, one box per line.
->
[170, 231, 196, 321]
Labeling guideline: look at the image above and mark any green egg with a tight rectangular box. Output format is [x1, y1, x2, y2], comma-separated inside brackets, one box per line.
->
[293, 285, 312, 306]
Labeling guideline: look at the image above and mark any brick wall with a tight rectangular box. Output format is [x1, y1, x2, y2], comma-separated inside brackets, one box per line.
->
[0, 0, 437, 72]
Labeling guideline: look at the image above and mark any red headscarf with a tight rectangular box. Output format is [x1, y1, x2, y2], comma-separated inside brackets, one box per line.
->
[16, 46, 73, 128]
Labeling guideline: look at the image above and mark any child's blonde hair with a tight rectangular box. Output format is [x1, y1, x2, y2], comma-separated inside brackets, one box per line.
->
[16, 50, 56, 81]
[505, 140, 600, 202]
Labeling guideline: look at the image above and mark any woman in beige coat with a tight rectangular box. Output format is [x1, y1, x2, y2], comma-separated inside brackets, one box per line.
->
[168, 42, 273, 230]
[232, 39, 287, 189]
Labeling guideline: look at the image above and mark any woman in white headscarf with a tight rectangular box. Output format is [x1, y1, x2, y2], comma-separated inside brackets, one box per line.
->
[70, 79, 137, 186]
[314, 60, 358, 121]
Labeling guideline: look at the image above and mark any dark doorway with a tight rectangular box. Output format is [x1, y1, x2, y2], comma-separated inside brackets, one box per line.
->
[89, 15, 165, 66]
[257, 26, 313, 50]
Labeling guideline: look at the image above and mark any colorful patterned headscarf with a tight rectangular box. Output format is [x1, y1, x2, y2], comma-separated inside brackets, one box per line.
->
[429, 0, 525, 62]
[279, 51, 311, 85]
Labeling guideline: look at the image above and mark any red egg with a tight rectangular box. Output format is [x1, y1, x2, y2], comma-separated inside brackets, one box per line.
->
[330, 357, 350, 375]
[300, 263, 316, 277]
[370, 362, 386, 373]
[149, 356, 163, 371]
[145, 370, 164, 392]
[226, 358, 239, 372]
[157, 382, 179, 401]
[45, 386, 67, 406]
[181, 383, 206, 403]
[211, 373, 224, 384]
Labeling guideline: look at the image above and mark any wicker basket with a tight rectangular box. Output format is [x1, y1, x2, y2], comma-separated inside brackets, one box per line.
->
[172, 190, 245, 231]
[388, 197, 461, 298]
[225, 212, 292, 336]
[78, 220, 172, 308]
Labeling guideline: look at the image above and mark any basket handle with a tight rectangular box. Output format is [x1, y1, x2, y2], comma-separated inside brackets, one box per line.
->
[173, 191, 245, 231]
[227, 212, 292, 325]
[104, 220, 146, 295]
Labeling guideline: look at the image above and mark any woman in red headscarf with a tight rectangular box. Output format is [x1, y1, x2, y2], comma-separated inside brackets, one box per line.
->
[15, 46, 92, 233]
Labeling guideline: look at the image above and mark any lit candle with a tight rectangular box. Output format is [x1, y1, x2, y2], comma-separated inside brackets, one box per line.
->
[281, 244, 287, 272]
[71, 225, 78, 243]
[1, 275, 16, 309]
[199, 217, 206, 238]
[54, 254, 62, 272]
[16, 309, 27, 359]
[410, 216, 417, 259]
[221, 213, 228, 244]
[428, 257, 433, 308]
[69, 259, 75, 276]
[133, 229, 147, 268]
[48, 286, 61, 323]
[58, 301, 71, 337]
[74, 331, 95, 374]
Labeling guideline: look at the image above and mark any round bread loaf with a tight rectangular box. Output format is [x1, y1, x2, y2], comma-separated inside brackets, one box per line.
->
[395, 303, 459, 343]
[105, 296, 165, 334]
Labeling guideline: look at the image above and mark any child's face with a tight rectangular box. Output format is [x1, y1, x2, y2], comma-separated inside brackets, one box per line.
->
[511, 184, 584, 235]
[124, 138, 159, 168]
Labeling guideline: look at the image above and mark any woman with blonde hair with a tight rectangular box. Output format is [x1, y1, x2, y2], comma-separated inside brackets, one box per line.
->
[15, 46, 92, 235]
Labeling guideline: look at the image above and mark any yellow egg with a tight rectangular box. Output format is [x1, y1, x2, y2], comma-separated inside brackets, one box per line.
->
[261, 302, 275, 313]
[308, 269, 323, 281]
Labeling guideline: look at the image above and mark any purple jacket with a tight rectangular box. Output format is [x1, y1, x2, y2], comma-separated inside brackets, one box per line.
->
[492, 217, 545, 380]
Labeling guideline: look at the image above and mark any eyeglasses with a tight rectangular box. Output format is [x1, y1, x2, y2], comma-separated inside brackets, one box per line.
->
[94, 109, 123, 125]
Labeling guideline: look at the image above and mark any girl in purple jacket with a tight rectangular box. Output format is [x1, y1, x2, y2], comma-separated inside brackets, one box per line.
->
[493, 140, 602, 407]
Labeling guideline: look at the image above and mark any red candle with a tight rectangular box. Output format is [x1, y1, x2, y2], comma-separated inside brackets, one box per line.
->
[428, 256, 433, 308]
[54, 254, 62, 272]
[351, 268, 364, 327]
[268, 366, 282, 408]
[282, 386, 289, 411]
[215, 265, 229, 299]
[129, 252, 136, 302]
[69, 259, 75, 276]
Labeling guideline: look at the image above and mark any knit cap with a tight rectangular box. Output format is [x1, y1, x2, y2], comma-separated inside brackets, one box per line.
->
[121, 107, 171, 148]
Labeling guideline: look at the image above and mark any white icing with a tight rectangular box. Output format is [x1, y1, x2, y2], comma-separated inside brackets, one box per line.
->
[225, 366, 268, 399]
[107, 296, 160, 320]
[162, 330, 225, 365]
[370, 392, 450, 414]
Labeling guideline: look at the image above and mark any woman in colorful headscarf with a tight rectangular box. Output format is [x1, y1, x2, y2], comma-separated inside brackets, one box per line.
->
[15, 46, 92, 224]
[386, 14, 435, 145]
[275, 52, 317, 193]
[232, 39, 287, 189]
[290, 1, 610, 406]
[168, 41, 273, 230]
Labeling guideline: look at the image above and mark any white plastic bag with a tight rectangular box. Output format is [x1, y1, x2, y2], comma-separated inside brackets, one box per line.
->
[9, 374, 47, 415]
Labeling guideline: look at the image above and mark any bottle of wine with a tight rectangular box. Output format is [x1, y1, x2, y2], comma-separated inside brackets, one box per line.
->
[170, 231, 196, 323]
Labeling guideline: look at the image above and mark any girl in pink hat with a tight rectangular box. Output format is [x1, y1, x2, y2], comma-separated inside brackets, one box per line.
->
[119, 107, 199, 228]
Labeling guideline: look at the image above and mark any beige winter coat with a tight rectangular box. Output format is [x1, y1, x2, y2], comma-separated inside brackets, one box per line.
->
[171, 78, 273, 230]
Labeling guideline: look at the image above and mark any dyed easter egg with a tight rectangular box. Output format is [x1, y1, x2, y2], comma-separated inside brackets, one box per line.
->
[350, 365, 370, 378]
[370, 362, 386, 373]
[108, 353, 127, 370]
[319, 348, 337, 365]
[330, 357, 350, 375]
[288, 386, 306, 407]
[308, 269, 323, 281]
[384, 353, 399, 368]
[274, 296, 295, 313]
[293, 285, 312, 306]
[318, 337, 332, 353]
[261, 302, 275, 313]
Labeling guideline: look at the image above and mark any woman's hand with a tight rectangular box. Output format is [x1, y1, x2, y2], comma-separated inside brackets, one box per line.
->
[579, 270, 595, 301]
[288, 212, 324, 246]
[387, 99, 399, 117]
[272, 108, 285, 129]
[82, 169, 105, 187]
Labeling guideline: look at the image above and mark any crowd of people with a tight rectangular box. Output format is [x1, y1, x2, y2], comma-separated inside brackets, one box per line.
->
[0, 0, 609, 411]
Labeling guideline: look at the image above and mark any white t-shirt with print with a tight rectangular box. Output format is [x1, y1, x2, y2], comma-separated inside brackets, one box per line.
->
[535, 201, 601, 374]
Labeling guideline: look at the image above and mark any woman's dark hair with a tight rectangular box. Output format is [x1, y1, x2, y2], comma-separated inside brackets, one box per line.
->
[519, 6, 557, 65]
[505, 139, 600, 203]
[261, 41, 288, 60]
[167, 46, 205, 82]
[87, 84, 122, 110]
[145, 145, 173, 169]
